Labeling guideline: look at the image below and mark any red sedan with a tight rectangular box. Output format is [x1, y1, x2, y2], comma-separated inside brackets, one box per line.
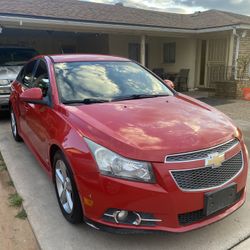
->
[9, 54, 248, 233]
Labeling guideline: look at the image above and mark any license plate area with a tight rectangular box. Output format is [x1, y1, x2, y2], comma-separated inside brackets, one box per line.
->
[204, 183, 237, 216]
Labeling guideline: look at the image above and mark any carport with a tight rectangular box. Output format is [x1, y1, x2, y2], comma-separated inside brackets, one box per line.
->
[0, 27, 109, 55]
[0, 13, 200, 89]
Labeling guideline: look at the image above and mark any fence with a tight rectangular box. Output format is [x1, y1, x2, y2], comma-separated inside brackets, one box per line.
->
[207, 64, 250, 88]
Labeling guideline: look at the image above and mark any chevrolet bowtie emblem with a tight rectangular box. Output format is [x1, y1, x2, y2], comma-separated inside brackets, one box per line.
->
[205, 152, 225, 168]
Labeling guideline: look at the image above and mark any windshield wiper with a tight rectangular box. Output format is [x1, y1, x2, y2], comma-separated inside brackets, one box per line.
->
[62, 98, 110, 105]
[112, 93, 169, 101]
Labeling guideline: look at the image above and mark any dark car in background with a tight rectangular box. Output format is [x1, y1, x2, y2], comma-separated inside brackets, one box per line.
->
[0, 47, 38, 110]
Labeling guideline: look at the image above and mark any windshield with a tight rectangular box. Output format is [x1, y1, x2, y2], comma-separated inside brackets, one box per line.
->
[0, 48, 38, 66]
[54, 61, 173, 103]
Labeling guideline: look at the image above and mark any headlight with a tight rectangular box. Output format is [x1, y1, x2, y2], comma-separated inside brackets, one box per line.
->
[0, 79, 11, 86]
[85, 138, 155, 183]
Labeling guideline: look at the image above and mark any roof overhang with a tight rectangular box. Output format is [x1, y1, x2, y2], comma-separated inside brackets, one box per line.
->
[0, 14, 249, 36]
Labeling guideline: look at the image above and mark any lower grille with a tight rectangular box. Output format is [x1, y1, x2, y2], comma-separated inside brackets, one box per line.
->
[171, 151, 243, 191]
[178, 189, 244, 226]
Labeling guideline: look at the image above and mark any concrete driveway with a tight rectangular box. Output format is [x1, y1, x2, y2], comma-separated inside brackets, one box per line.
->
[0, 98, 250, 250]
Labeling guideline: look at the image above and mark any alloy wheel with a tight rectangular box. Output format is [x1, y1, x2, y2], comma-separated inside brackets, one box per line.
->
[55, 160, 74, 214]
[10, 110, 17, 137]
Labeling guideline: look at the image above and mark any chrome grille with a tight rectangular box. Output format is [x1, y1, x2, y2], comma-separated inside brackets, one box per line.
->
[170, 151, 243, 191]
[166, 138, 239, 163]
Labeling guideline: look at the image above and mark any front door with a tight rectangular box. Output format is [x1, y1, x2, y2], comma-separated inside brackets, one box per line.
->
[22, 59, 52, 170]
[18, 60, 39, 135]
[205, 38, 228, 88]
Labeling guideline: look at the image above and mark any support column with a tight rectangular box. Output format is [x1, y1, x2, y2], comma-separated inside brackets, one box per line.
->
[233, 29, 240, 80]
[140, 35, 146, 66]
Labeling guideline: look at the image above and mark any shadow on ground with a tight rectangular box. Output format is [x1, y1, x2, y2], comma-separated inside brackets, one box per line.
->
[197, 97, 239, 107]
[0, 111, 10, 121]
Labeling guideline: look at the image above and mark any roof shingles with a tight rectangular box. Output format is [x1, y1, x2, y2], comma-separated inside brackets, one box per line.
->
[1, 0, 250, 30]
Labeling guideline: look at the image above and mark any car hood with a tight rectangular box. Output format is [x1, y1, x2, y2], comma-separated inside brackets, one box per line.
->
[0, 66, 22, 81]
[63, 94, 237, 162]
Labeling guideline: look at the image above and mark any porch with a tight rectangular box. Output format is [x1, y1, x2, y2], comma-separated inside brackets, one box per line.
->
[0, 23, 234, 91]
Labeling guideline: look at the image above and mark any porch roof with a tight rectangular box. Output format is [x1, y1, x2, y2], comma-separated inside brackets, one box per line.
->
[1, 0, 250, 31]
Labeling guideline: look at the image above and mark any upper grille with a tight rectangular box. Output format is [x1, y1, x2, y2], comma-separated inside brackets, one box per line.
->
[170, 151, 243, 191]
[166, 138, 239, 163]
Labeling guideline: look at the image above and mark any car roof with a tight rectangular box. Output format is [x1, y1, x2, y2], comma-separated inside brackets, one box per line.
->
[48, 54, 131, 63]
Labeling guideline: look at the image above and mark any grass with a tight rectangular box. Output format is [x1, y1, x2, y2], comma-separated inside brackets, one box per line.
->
[15, 209, 27, 220]
[7, 180, 14, 187]
[0, 151, 28, 220]
[0, 152, 7, 172]
[8, 193, 23, 208]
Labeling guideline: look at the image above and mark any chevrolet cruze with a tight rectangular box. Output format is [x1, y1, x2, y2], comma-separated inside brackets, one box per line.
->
[9, 54, 249, 233]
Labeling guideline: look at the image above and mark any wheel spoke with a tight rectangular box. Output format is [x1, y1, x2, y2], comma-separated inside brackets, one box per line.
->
[57, 184, 64, 198]
[66, 190, 73, 211]
[66, 179, 72, 192]
[60, 189, 67, 204]
[55, 169, 64, 184]
[59, 161, 68, 179]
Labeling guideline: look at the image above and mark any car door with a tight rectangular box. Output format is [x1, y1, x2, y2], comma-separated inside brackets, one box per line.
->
[21, 59, 54, 170]
[18, 59, 39, 136]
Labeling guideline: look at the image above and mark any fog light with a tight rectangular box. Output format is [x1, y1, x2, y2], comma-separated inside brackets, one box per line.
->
[103, 208, 162, 226]
[132, 212, 142, 226]
[114, 210, 128, 223]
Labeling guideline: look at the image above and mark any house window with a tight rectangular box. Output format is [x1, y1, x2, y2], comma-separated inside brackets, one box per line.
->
[128, 43, 140, 62]
[163, 42, 176, 63]
[128, 43, 149, 66]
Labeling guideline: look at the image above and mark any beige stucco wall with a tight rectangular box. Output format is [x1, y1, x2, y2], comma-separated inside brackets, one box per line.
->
[108, 34, 140, 58]
[109, 34, 197, 89]
[156, 37, 197, 89]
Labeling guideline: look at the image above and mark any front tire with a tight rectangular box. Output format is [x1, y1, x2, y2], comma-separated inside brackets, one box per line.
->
[53, 151, 83, 224]
[10, 107, 22, 142]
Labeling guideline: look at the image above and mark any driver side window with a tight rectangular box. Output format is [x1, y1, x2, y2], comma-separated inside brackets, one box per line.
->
[33, 60, 50, 97]
[22, 60, 37, 88]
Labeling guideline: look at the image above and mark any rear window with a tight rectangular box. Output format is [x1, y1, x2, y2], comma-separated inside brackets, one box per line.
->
[0, 48, 38, 66]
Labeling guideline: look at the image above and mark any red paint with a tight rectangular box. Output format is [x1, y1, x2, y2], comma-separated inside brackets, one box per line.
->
[10, 54, 249, 233]
[20, 87, 43, 102]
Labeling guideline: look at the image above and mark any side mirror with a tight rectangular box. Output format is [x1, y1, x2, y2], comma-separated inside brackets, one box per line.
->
[20, 88, 46, 104]
[164, 79, 175, 89]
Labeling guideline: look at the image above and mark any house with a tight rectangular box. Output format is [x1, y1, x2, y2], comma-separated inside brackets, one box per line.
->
[1, 0, 250, 91]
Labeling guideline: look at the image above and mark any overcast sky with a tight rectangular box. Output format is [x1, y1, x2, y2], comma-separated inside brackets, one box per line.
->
[82, 0, 250, 15]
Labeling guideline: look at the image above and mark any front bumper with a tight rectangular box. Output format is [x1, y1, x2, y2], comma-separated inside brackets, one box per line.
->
[76, 140, 248, 233]
[85, 191, 246, 234]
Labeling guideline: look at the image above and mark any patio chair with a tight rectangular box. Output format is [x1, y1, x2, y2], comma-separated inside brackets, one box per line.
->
[175, 69, 190, 92]
[152, 68, 168, 79]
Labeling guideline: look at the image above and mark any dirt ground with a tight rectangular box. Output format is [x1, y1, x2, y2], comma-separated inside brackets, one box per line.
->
[0, 165, 39, 250]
